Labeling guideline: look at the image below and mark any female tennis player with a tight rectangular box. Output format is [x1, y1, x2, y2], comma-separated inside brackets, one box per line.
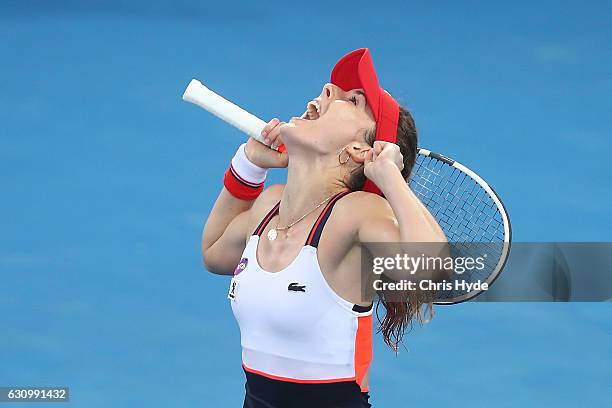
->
[201, 49, 447, 408]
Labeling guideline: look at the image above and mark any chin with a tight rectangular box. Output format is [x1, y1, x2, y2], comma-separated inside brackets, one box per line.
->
[281, 121, 313, 146]
[281, 120, 333, 154]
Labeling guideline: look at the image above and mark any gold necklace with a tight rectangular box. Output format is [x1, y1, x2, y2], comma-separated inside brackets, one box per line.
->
[267, 193, 338, 241]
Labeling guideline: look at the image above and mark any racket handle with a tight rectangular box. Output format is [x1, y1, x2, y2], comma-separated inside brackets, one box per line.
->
[183, 79, 285, 152]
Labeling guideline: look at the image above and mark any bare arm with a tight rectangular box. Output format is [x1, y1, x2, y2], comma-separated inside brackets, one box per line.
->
[201, 188, 254, 275]
[201, 119, 288, 275]
[373, 163, 446, 243]
[358, 142, 449, 282]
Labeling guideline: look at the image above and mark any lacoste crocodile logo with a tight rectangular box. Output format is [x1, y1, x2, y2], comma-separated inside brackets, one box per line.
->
[288, 282, 306, 292]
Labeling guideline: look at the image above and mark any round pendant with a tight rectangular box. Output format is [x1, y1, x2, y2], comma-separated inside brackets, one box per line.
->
[267, 228, 278, 241]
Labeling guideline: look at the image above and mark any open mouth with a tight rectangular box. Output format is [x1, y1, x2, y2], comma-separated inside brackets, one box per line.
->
[301, 99, 321, 120]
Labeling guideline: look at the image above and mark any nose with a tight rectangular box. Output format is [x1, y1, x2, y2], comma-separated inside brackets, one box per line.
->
[322, 83, 334, 99]
[319, 83, 344, 104]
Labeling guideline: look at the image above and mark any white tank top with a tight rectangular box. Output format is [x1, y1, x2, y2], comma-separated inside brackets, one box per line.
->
[228, 191, 373, 391]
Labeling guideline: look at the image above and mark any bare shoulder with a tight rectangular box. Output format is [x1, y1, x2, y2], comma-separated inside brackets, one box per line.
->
[335, 191, 394, 219]
[334, 191, 399, 242]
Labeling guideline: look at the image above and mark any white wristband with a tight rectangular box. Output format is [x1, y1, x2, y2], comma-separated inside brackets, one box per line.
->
[231, 143, 268, 184]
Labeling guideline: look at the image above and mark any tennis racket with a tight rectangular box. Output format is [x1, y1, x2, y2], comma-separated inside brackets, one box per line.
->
[182, 79, 511, 304]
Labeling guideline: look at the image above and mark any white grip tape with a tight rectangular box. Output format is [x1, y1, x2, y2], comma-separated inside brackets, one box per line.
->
[182, 79, 267, 144]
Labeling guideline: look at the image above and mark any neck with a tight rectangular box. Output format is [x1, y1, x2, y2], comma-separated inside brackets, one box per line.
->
[279, 154, 347, 225]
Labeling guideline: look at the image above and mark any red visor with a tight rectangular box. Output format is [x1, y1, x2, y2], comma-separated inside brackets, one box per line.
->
[331, 48, 400, 195]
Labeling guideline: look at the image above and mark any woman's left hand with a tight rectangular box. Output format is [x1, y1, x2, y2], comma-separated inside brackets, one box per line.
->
[363, 141, 404, 191]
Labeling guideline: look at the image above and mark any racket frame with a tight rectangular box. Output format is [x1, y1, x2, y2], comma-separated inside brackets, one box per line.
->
[415, 148, 512, 304]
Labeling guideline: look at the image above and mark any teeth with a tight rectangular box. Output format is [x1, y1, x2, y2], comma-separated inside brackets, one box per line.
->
[306, 100, 321, 120]
[313, 100, 321, 114]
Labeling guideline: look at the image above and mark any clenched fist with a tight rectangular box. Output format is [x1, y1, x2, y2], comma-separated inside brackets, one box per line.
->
[244, 118, 288, 169]
[363, 141, 404, 192]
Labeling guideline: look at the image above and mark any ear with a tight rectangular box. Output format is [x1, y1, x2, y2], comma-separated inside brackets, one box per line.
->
[344, 142, 372, 165]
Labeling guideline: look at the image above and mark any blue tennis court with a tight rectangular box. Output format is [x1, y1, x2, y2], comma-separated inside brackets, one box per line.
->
[1, 1, 611, 406]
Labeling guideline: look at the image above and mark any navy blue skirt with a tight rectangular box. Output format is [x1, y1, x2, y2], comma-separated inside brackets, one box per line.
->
[243, 369, 372, 408]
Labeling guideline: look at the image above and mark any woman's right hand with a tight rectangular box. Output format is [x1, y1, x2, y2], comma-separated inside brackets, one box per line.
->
[244, 118, 288, 168]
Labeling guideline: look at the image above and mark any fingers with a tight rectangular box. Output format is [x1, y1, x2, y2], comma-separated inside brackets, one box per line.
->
[245, 136, 288, 169]
[373, 141, 400, 159]
[261, 118, 280, 145]
[261, 118, 279, 138]
[261, 118, 284, 149]
[373, 141, 386, 155]
[372, 141, 403, 168]
[270, 134, 283, 150]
